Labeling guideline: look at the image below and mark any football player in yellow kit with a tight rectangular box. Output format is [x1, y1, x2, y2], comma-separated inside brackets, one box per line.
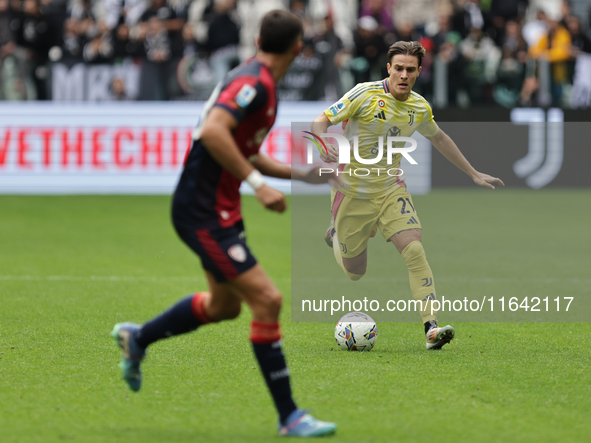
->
[311, 41, 504, 349]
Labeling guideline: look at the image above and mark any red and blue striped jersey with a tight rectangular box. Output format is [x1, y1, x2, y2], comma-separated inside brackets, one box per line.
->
[173, 58, 277, 228]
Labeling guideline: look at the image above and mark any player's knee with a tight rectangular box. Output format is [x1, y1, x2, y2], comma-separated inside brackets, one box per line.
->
[207, 299, 242, 321]
[343, 261, 366, 279]
[344, 270, 364, 281]
[401, 240, 428, 270]
[258, 286, 283, 315]
[222, 301, 242, 320]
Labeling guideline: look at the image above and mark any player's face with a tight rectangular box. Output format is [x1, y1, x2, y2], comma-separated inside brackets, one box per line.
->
[387, 54, 421, 100]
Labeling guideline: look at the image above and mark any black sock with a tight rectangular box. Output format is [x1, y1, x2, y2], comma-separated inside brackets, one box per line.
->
[134, 295, 202, 348]
[252, 341, 298, 425]
[424, 319, 438, 335]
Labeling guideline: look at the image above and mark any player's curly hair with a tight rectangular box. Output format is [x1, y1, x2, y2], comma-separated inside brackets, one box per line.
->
[387, 41, 426, 67]
[259, 10, 303, 54]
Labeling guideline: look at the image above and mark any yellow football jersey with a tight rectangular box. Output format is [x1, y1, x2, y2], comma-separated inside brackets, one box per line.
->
[324, 79, 439, 199]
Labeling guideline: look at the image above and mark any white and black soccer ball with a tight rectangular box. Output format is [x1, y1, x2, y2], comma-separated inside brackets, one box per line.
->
[334, 312, 378, 351]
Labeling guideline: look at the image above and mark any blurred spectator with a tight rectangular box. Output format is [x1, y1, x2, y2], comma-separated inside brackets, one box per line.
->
[490, 0, 528, 22]
[502, 19, 528, 56]
[112, 16, 143, 59]
[186, 0, 214, 50]
[181, 20, 197, 55]
[0, 0, 16, 62]
[432, 14, 453, 51]
[289, 0, 305, 20]
[144, 16, 172, 62]
[489, 0, 528, 44]
[568, 8, 591, 109]
[396, 21, 419, 42]
[437, 31, 465, 106]
[313, 14, 347, 100]
[207, 0, 239, 84]
[62, 17, 82, 58]
[452, 0, 489, 39]
[412, 36, 434, 101]
[518, 75, 538, 106]
[351, 15, 388, 84]
[558, 0, 574, 30]
[61, 0, 97, 60]
[135, 0, 185, 100]
[393, 0, 437, 34]
[493, 20, 527, 107]
[13, 0, 59, 99]
[167, 0, 190, 20]
[528, 14, 571, 106]
[0, 0, 25, 99]
[278, 38, 323, 100]
[235, 0, 285, 60]
[289, 0, 313, 38]
[460, 25, 501, 103]
[109, 75, 129, 99]
[103, 0, 146, 31]
[360, 0, 395, 34]
[304, 0, 357, 51]
[81, 15, 113, 62]
[564, 14, 591, 84]
[566, 15, 591, 55]
[522, 9, 548, 47]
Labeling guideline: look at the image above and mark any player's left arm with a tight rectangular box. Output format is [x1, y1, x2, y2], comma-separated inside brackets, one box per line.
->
[252, 153, 339, 185]
[426, 129, 505, 190]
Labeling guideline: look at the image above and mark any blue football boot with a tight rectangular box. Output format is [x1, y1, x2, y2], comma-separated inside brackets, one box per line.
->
[279, 409, 337, 437]
[111, 322, 146, 392]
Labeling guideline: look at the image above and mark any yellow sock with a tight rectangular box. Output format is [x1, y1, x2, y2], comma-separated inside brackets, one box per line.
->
[401, 241, 437, 323]
[333, 234, 363, 281]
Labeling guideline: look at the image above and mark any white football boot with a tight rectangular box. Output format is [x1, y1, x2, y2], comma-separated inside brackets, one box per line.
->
[425, 320, 455, 350]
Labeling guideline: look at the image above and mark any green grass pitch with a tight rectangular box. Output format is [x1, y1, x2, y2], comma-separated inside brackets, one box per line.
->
[1, 190, 590, 442]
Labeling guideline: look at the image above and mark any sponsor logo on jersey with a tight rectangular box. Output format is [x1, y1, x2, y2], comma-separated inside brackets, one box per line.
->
[374, 110, 386, 120]
[328, 101, 345, 115]
[228, 244, 247, 263]
[235, 84, 257, 108]
[388, 126, 401, 136]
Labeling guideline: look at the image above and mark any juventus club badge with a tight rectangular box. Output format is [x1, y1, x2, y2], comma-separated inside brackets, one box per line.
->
[408, 110, 415, 126]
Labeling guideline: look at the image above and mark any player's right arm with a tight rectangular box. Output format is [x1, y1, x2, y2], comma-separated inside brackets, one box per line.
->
[311, 83, 368, 162]
[310, 113, 338, 162]
[200, 107, 286, 213]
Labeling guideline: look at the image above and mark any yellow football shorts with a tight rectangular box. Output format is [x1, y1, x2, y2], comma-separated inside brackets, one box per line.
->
[331, 187, 421, 258]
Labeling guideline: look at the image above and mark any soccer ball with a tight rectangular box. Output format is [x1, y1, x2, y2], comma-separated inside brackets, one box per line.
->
[334, 312, 378, 351]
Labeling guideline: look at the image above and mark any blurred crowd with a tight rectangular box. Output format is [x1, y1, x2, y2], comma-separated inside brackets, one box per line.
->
[1, 0, 590, 106]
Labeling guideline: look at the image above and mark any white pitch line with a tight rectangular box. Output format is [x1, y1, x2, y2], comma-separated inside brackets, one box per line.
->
[292, 277, 591, 284]
[0, 276, 588, 284]
[0, 275, 205, 282]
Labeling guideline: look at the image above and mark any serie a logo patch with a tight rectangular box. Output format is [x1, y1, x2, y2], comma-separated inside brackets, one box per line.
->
[235, 84, 257, 108]
[329, 101, 345, 115]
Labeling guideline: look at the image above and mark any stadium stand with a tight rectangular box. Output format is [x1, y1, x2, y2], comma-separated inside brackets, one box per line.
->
[0, 0, 590, 107]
